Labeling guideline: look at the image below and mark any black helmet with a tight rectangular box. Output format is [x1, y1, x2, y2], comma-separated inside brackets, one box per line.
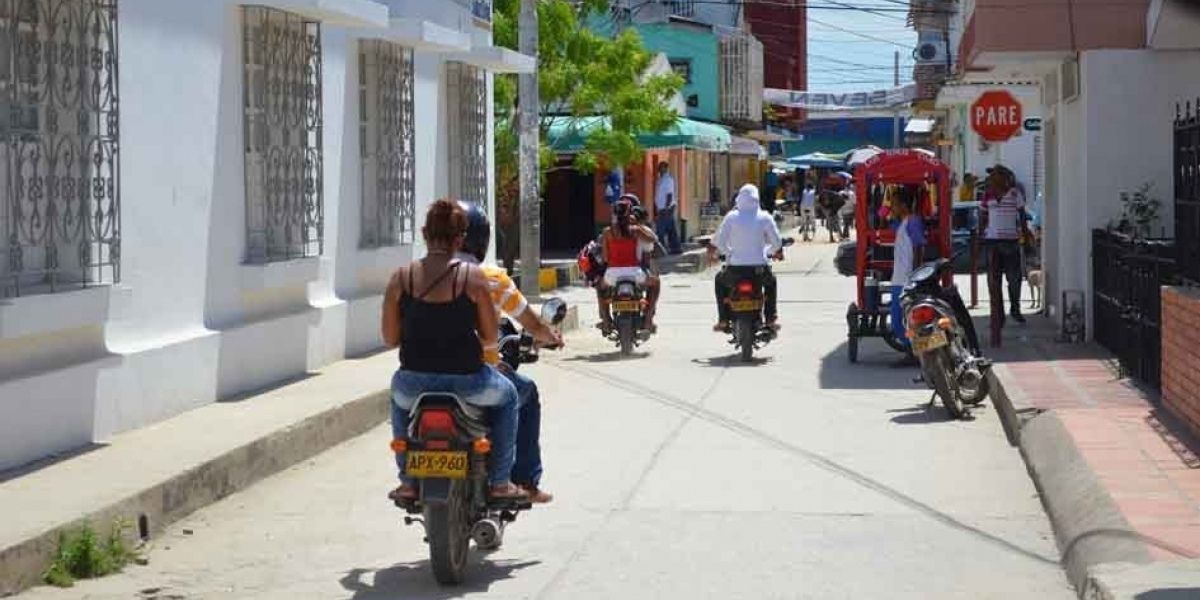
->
[457, 200, 491, 262]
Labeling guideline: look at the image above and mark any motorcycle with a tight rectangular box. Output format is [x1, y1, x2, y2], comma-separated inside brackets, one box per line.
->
[606, 276, 652, 356]
[900, 259, 990, 418]
[391, 298, 567, 585]
[718, 238, 795, 362]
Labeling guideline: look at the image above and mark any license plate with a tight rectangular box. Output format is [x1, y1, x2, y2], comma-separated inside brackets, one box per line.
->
[612, 300, 640, 313]
[405, 451, 468, 479]
[912, 330, 948, 353]
[729, 299, 762, 312]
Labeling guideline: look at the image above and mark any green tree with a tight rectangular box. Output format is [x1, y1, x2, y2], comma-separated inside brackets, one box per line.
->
[491, 0, 683, 266]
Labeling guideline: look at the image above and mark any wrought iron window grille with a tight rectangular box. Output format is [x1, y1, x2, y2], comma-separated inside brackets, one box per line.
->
[358, 39, 414, 248]
[242, 5, 323, 264]
[446, 61, 487, 211]
[0, 0, 120, 298]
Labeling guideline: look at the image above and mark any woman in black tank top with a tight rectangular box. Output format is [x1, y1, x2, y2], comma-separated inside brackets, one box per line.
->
[382, 200, 525, 502]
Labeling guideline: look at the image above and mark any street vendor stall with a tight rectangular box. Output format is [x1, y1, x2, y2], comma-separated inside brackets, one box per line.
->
[845, 150, 952, 362]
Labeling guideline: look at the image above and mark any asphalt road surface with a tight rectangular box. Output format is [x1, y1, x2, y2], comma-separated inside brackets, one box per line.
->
[21, 240, 1073, 599]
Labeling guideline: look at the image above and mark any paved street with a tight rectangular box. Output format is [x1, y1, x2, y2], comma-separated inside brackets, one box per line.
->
[21, 240, 1073, 599]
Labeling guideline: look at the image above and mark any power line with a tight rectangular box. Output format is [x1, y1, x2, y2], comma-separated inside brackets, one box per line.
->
[807, 16, 911, 47]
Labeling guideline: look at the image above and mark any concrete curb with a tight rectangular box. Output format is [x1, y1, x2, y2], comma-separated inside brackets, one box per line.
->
[0, 305, 581, 596]
[0, 388, 390, 596]
[1017, 410, 1154, 594]
[987, 364, 1154, 595]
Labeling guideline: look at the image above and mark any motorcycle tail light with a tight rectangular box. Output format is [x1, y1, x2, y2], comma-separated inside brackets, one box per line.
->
[418, 409, 456, 437]
[473, 438, 492, 454]
[909, 305, 939, 327]
[389, 439, 407, 453]
[937, 317, 953, 330]
[736, 280, 755, 295]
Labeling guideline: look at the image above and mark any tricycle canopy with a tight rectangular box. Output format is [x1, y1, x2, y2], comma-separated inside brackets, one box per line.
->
[851, 150, 952, 308]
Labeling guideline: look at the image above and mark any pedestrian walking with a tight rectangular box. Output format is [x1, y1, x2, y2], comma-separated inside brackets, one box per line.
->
[981, 164, 1026, 334]
[799, 183, 817, 241]
[654, 161, 683, 254]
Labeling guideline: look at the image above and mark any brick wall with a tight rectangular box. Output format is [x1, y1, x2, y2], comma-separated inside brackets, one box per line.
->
[1162, 286, 1200, 436]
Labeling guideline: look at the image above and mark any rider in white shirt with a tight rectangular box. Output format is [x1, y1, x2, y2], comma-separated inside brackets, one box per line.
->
[708, 184, 784, 331]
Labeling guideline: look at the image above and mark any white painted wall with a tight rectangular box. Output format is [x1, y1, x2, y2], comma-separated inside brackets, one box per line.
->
[0, 0, 498, 472]
[1043, 48, 1200, 337]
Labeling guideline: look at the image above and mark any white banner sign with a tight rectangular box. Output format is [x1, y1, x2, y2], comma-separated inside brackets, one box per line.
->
[764, 84, 917, 111]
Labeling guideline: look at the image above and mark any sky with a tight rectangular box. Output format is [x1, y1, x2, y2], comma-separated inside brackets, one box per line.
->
[805, 1, 919, 92]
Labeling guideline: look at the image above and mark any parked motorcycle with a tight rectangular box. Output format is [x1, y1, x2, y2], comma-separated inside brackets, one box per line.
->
[719, 238, 795, 362]
[391, 298, 567, 585]
[900, 259, 990, 418]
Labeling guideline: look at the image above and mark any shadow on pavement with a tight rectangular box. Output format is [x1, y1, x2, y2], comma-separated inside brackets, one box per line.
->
[691, 355, 774, 368]
[561, 350, 652, 363]
[1136, 589, 1200, 600]
[886, 404, 954, 425]
[339, 558, 540, 599]
[819, 340, 924, 391]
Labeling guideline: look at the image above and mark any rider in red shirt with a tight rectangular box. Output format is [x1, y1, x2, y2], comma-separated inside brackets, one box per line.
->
[599, 198, 659, 332]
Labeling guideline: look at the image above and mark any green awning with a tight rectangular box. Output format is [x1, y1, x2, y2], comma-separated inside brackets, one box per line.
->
[546, 115, 732, 153]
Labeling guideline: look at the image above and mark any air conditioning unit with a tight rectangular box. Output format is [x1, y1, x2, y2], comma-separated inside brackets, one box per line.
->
[913, 32, 948, 65]
[1059, 57, 1079, 104]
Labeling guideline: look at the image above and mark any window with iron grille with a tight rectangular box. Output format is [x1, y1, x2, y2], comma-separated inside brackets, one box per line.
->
[0, 0, 120, 298]
[359, 39, 415, 248]
[446, 61, 487, 210]
[242, 6, 323, 264]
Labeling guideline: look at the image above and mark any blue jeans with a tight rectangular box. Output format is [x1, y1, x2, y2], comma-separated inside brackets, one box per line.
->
[656, 211, 682, 253]
[390, 366, 518, 486]
[507, 370, 543, 487]
[890, 285, 910, 349]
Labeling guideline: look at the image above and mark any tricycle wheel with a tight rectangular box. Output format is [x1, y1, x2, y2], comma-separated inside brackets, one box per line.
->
[848, 333, 859, 363]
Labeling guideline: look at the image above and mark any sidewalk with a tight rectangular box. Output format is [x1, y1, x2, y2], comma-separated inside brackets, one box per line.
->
[0, 301, 578, 596]
[985, 312, 1200, 596]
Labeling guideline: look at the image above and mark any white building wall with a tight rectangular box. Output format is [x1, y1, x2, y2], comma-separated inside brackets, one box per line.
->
[1046, 49, 1200, 337]
[0, 0, 499, 471]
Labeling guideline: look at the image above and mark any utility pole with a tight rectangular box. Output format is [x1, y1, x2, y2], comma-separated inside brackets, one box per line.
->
[518, 0, 540, 297]
[892, 49, 900, 149]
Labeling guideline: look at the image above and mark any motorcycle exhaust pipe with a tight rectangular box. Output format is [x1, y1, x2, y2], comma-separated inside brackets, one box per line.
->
[958, 366, 984, 398]
[471, 518, 504, 550]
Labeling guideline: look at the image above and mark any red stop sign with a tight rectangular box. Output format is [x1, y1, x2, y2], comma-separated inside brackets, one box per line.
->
[971, 90, 1023, 142]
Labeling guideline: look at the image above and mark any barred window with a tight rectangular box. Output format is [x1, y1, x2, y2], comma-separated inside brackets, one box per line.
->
[0, 0, 120, 298]
[242, 6, 323, 264]
[359, 39, 415, 248]
[446, 61, 487, 209]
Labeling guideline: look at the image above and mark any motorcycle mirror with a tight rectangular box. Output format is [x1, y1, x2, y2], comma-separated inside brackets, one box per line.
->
[541, 298, 568, 325]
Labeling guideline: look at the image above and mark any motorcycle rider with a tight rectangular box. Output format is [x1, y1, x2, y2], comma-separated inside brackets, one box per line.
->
[455, 201, 563, 503]
[598, 197, 660, 333]
[383, 199, 526, 503]
[709, 184, 784, 332]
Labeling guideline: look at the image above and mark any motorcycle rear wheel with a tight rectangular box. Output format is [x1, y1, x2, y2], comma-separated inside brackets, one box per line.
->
[737, 318, 755, 362]
[617, 317, 635, 356]
[926, 350, 964, 419]
[426, 481, 471, 585]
